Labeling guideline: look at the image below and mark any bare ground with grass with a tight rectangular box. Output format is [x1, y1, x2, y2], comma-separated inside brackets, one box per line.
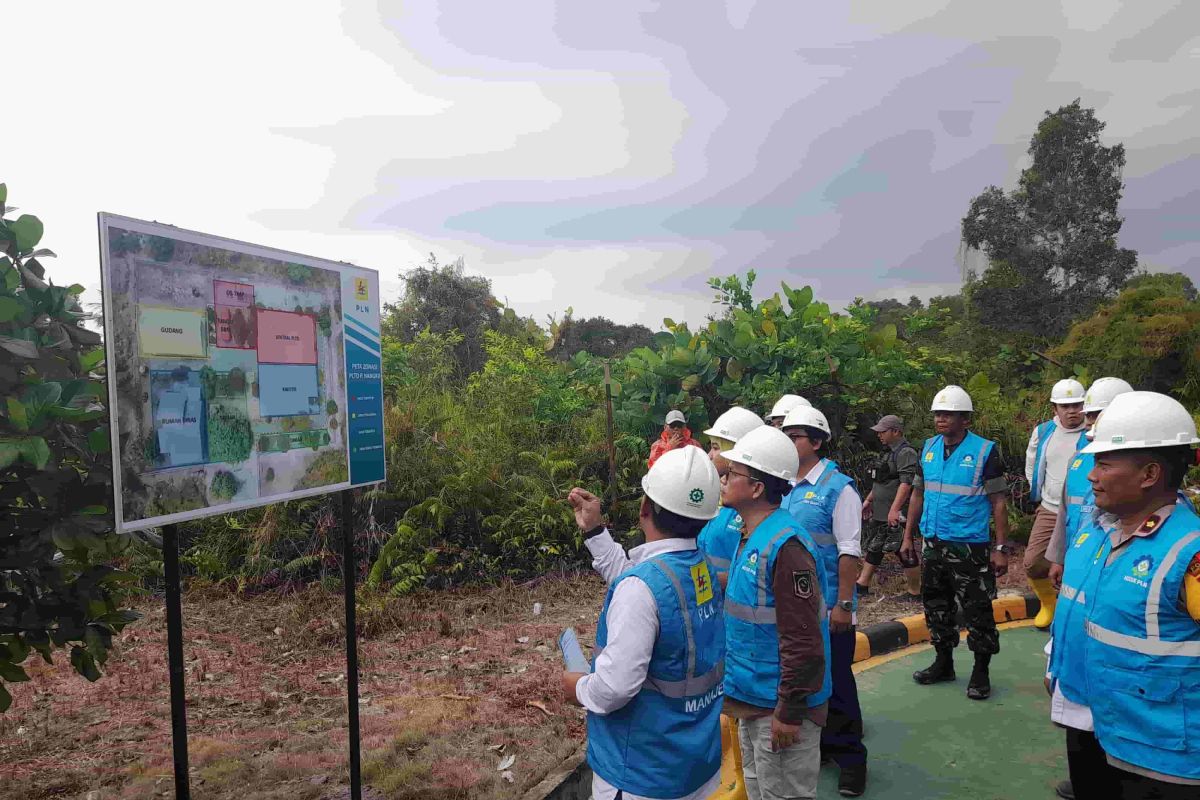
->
[0, 546, 1035, 799]
[0, 574, 607, 800]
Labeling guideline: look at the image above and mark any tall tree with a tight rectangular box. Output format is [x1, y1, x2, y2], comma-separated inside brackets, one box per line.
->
[547, 314, 654, 360]
[1051, 272, 1200, 403]
[381, 254, 500, 375]
[961, 100, 1138, 338]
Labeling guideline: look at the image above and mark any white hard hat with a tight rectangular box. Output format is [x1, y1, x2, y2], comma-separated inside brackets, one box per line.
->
[723, 426, 800, 482]
[768, 394, 812, 420]
[641, 446, 721, 519]
[703, 406, 764, 444]
[780, 405, 831, 436]
[1050, 378, 1086, 405]
[1083, 377, 1134, 414]
[665, 410, 687, 425]
[1081, 391, 1200, 455]
[931, 385, 973, 412]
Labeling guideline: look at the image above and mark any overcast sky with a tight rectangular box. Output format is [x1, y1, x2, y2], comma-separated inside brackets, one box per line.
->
[7, 1, 1198, 328]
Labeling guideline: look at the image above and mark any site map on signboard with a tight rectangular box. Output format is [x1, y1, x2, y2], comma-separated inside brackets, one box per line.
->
[100, 217, 384, 531]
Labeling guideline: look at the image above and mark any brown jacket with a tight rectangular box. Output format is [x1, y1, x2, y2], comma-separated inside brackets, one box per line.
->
[722, 539, 828, 726]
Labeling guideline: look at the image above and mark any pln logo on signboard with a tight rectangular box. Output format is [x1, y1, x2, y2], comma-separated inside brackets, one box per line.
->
[354, 278, 369, 301]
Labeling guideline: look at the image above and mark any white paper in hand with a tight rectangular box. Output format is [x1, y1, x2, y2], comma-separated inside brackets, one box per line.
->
[558, 627, 590, 673]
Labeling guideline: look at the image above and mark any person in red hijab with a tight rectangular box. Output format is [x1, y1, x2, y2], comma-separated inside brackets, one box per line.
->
[648, 410, 703, 468]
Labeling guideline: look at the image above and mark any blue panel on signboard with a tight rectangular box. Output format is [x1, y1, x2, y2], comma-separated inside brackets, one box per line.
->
[152, 378, 206, 467]
[258, 364, 321, 417]
[345, 338, 385, 485]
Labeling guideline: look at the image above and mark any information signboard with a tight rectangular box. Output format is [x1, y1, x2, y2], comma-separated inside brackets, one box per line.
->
[99, 214, 385, 532]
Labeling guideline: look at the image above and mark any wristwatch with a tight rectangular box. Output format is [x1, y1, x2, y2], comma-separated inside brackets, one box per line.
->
[837, 600, 854, 612]
[993, 544, 1015, 555]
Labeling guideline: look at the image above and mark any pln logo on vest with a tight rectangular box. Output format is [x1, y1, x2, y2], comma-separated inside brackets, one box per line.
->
[924, 452, 934, 462]
[804, 490, 817, 500]
[1073, 532, 1090, 548]
[1125, 555, 1154, 589]
[691, 562, 714, 605]
[1072, 458, 1083, 470]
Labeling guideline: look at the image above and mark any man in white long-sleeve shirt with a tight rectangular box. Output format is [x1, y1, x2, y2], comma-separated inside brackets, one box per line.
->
[1023, 378, 1088, 628]
[562, 446, 725, 800]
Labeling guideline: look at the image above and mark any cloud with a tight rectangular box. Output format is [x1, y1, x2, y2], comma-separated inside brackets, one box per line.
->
[6, 0, 1197, 330]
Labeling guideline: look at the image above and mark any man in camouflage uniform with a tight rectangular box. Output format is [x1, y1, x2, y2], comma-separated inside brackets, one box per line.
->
[857, 414, 921, 599]
[900, 385, 1012, 700]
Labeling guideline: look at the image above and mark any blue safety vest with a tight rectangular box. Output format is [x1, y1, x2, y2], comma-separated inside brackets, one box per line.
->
[919, 432, 997, 544]
[698, 506, 742, 587]
[1049, 513, 1112, 705]
[587, 549, 725, 798]
[1081, 503, 1200, 781]
[1061, 453, 1096, 543]
[781, 459, 858, 609]
[723, 508, 832, 710]
[1030, 420, 1089, 504]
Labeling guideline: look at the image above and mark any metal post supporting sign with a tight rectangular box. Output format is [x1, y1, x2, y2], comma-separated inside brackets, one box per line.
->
[342, 490, 362, 800]
[162, 523, 191, 799]
[95, 215, 386, 799]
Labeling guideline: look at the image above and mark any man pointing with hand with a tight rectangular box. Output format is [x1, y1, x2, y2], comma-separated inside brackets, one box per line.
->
[563, 447, 725, 800]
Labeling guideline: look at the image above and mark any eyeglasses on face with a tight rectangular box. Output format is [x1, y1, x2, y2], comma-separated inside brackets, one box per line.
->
[785, 432, 811, 442]
[722, 468, 761, 485]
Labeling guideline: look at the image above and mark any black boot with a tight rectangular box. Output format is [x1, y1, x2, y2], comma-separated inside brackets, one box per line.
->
[967, 653, 991, 700]
[838, 763, 867, 797]
[913, 647, 955, 684]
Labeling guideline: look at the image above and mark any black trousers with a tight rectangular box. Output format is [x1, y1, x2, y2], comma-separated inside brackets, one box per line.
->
[1067, 727, 1197, 800]
[820, 627, 868, 767]
[1066, 727, 1122, 800]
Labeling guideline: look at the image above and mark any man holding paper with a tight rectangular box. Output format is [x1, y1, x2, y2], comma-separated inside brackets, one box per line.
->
[562, 447, 725, 800]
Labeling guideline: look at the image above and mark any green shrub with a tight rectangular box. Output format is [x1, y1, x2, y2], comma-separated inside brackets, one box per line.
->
[0, 184, 139, 711]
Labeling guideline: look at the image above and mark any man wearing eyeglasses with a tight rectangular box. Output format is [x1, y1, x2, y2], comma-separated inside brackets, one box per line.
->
[779, 405, 867, 797]
[720, 425, 831, 800]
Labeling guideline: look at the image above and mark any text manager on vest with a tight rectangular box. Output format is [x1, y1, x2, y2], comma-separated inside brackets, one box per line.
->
[564, 447, 726, 800]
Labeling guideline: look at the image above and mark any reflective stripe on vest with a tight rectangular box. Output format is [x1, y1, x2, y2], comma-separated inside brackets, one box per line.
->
[1049, 518, 1112, 706]
[1063, 453, 1096, 543]
[922, 481, 986, 497]
[782, 459, 855, 592]
[1032, 420, 1089, 504]
[1081, 506, 1200, 782]
[698, 507, 741, 583]
[587, 549, 725, 797]
[1085, 529, 1200, 654]
[919, 432, 995, 543]
[1030, 419, 1056, 503]
[723, 509, 832, 710]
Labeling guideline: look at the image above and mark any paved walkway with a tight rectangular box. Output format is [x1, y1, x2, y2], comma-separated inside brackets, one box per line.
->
[816, 623, 1063, 798]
